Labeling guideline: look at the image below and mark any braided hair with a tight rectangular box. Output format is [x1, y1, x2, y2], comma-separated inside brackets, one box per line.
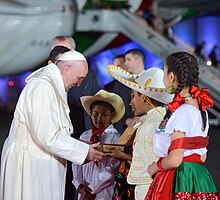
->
[164, 51, 207, 129]
[166, 52, 199, 92]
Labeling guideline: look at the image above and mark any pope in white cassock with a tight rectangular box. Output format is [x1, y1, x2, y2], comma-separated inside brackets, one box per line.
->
[0, 51, 105, 200]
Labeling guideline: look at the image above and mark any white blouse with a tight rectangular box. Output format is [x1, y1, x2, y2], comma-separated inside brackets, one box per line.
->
[154, 104, 209, 157]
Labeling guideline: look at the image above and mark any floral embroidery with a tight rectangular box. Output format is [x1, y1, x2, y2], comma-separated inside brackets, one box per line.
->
[158, 118, 168, 132]
[113, 161, 135, 200]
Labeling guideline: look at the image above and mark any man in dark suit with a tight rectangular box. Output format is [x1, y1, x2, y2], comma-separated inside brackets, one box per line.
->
[105, 54, 133, 134]
[104, 54, 126, 92]
[124, 49, 145, 76]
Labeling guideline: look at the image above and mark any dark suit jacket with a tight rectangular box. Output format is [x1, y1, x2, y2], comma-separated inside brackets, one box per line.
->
[104, 80, 133, 134]
[68, 69, 99, 139]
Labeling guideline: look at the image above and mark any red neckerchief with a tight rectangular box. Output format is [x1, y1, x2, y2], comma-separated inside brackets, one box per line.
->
[167, 86, 214, 112]
[90, 125, 106, 144]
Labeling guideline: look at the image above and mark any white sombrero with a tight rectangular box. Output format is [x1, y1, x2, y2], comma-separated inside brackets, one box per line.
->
[80, 89, 125, 124]
[107, 65, 174, 104]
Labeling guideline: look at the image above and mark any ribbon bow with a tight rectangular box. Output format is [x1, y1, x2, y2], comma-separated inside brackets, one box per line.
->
[168, 86, 214, 113]
[190, 86, 213, 111]
[167, 93, 186, 112]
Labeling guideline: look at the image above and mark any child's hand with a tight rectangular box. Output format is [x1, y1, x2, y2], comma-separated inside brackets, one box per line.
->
[125, 117, 141, 127]
[147, 162, 159, 178]
[107, 150, 132, 161]
[107, 150, 122, 159]
[78, 184, 96, 200]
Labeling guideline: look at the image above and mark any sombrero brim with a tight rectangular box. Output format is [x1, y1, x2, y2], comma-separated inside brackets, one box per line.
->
[107, 65, 174, 104]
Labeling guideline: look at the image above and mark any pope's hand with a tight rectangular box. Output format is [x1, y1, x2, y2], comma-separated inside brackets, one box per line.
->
[86, 142, 106, 161]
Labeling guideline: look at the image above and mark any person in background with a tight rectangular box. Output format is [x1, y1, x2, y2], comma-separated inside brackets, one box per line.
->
[107, 66, 173, 200]
[123, 49, 147, 127]
[194, 41, 207, 60]
[48, 45, 70, 64]
[52, 35, 76, 50]
[104, 54, 126, 92]
[0, 51, 105, 200]
[72, 90, 125, 200]
[105, 54, 133, 135]
[209, 45, 218, 68]
[124, 49, 145, 78]
[114, 54, 126, 68]
[146, 51, 219, 199]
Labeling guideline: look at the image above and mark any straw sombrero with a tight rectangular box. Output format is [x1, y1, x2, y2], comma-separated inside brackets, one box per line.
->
[80, 90, 125, 124]
[107, 65, 174, 104]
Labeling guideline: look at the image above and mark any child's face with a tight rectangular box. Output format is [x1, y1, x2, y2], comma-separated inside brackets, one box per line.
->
[91, 104, 115, 129]
[130, 90, 149, 116]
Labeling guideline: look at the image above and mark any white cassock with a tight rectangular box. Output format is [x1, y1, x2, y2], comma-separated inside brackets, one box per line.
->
[0, 64, 89, 200]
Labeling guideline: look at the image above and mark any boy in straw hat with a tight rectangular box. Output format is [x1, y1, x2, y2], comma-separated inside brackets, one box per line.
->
[107, 66, 173, 200]
[72, 90, 125, 200]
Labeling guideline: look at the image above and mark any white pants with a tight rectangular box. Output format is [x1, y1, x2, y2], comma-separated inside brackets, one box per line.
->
[135, 184, 150, 200]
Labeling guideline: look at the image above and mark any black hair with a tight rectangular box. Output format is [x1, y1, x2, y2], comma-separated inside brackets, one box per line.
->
[90, 101, 115, 113]
[166, 51, 199, 93]
[48, 46, 70, 63]
[125, 49, 145, 64]
[114, 54, 125, 59]
[135, 91, 165, 107]
[164, 51, 207, 129]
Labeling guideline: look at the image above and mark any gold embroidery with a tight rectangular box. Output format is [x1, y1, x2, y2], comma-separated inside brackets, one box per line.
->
[145, 78, 151, 86]
[128, 107, 165, 184]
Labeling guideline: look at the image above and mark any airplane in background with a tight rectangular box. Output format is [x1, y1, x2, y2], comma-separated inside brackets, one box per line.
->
[1, 0, 220, 76]
[0, 0, 152, 76]
[0, 0, 77, 75]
